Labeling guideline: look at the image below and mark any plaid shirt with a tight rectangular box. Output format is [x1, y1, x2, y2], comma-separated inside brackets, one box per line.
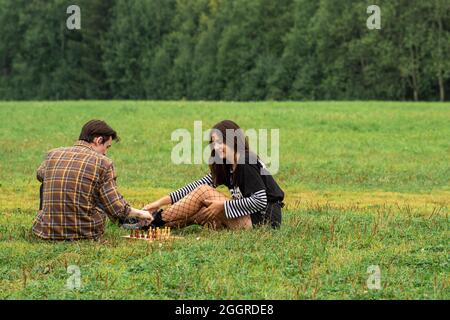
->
[32, 140, 131, 240]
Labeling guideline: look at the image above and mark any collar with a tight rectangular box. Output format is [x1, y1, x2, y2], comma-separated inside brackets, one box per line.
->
[74, 140, 94, 150]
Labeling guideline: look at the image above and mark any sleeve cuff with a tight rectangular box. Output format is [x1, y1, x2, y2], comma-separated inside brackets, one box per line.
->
[169, 192, 177, 204]
[123, 204, 132, 218]
[224, 200, 233, 219]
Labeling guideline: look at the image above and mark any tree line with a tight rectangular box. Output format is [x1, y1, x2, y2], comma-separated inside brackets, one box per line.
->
[0, 0, 449, 101]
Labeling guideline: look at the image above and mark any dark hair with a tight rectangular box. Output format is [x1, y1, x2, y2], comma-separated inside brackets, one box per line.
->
[209, 120, 251, 186]
[79, 120, 120, 144]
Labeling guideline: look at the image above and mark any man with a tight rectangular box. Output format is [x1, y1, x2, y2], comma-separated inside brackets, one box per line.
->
[32, 119, 153, 240]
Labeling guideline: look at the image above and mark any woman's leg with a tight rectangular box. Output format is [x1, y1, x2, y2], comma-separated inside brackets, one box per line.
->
[162, 185, 252, 230]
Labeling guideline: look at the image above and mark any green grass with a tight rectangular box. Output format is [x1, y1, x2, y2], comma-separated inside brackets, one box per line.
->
[0, 101, 449, 299]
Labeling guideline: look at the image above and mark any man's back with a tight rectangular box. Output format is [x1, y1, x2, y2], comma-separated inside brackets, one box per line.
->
[33, 140, 130, 240]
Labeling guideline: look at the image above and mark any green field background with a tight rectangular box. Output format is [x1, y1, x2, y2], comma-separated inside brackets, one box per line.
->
[0, 101, 448, 299]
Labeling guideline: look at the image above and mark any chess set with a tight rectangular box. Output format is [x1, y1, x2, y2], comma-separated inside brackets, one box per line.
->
[122, 227, 182, 241]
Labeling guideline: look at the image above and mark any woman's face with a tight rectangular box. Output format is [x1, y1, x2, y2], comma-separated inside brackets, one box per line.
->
[211, 132, 232, 162]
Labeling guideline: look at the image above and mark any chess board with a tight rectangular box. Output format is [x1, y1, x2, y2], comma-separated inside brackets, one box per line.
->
[122, 227, 183, 241]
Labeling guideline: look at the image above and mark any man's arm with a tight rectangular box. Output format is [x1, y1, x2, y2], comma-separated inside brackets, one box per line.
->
[98, 163, 152, 221]
[36, 159, 47, 183]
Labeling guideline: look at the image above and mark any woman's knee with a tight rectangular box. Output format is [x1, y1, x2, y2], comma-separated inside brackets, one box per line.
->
[192, 184, 215, 197]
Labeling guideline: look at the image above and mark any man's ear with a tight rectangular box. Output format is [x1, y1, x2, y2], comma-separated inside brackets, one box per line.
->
[93, 136, 103, 145]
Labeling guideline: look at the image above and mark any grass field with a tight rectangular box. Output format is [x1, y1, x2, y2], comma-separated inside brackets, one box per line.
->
[0, 101, 449, 299]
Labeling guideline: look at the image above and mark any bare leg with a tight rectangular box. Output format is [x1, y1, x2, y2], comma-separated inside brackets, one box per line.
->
[162, 185, 252, 230]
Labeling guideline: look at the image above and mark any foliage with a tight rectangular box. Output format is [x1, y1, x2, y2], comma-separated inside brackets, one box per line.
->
[0, 0, 449, 101]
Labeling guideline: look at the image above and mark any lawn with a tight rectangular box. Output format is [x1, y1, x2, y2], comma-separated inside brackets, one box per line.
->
[0, 101, 449, 299]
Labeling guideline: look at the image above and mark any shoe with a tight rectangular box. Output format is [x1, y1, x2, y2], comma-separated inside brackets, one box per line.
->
[118, 216, 139, 229]
[149, 209, 165, 228]
[119, 217, 139, 225]
[121, 219, 152, 230]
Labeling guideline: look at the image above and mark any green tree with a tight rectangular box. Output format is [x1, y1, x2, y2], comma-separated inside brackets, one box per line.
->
[103, 0, 176, 98]
[424, 0, 450, 101]
[191, 0, 224, 100]
[274, 0, 320, 100]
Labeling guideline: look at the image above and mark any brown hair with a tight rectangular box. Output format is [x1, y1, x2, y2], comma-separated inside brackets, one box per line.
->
[79, 120, 119, 144]
[209, 120, 251, 186]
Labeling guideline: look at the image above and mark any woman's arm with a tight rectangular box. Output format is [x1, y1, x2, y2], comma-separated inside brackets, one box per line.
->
[143, 195, 171, 212]
[143, 174, 214, 211]
[202, 190, 268, 220]
[222, 162, 268, 219]
[224, 189, 267, 219]
[169, 174, 214, 203]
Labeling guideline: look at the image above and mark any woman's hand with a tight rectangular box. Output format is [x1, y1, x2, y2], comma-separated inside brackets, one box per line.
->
[203, 199, 225, 220]
[143, 201, 160, 212]
[143, 195, 172, 211]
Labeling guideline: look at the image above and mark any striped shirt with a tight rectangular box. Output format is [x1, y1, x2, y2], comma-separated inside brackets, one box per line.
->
[32, 140, 131, 240]
[169, 171, 268, 219]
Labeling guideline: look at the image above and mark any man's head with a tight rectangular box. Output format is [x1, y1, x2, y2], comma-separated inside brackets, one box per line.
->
[79, 120, 119, 155]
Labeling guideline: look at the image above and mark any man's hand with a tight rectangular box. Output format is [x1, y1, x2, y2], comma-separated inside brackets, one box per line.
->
[129, 208, 154, 221]
[203, 199, 225, 221]
[137, 209, 154, 221]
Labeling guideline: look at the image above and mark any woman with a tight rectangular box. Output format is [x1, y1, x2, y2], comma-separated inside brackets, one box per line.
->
[143, 120, 284, 230]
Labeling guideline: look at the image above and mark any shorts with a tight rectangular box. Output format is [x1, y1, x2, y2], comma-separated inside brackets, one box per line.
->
[251, 201, 283, 229]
